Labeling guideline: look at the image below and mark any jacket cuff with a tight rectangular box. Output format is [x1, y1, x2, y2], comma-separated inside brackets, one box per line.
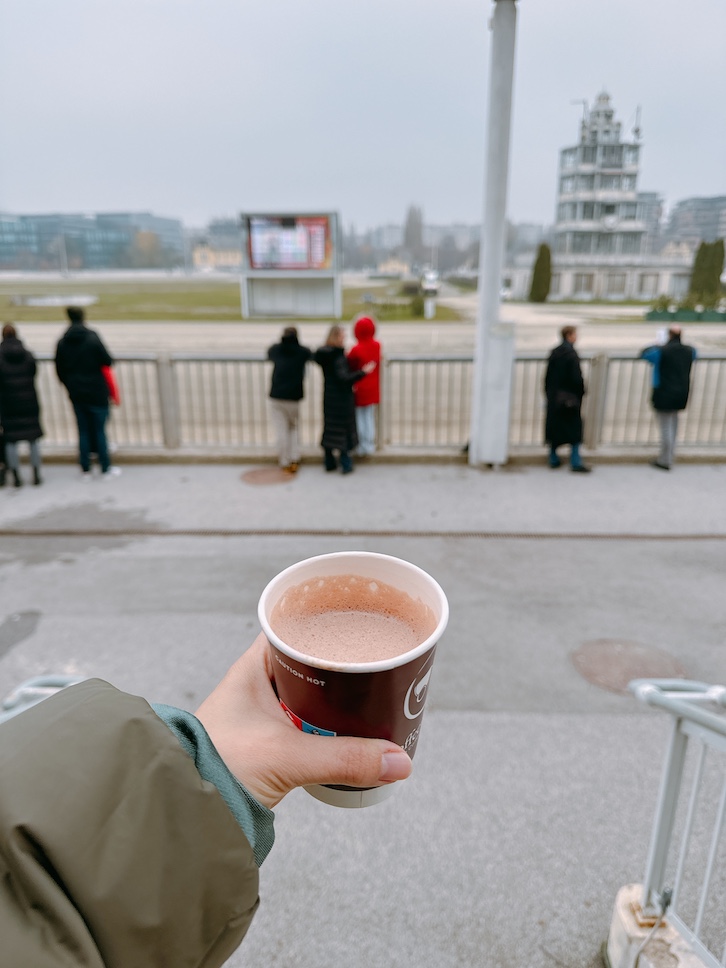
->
[152, 704, 275, 866]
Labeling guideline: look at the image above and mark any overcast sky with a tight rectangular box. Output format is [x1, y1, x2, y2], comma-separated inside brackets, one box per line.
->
[1, 0, 724, 232]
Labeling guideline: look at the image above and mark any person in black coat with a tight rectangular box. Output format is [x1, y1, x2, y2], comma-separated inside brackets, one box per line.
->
[544, 325, 591, 473]
[267, 327, 312, 474]
[313, 325, 374, 474]
[55, 306, 118, 478]
[0, 324, 43, 487]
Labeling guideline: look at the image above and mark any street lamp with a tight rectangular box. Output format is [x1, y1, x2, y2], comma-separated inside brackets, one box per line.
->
[468, 0, 518, 467]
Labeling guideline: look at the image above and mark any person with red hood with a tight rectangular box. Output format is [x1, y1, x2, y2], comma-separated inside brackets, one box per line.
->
[347, 315, 381, 456]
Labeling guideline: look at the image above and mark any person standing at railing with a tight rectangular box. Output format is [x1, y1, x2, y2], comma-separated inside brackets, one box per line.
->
[55, 306, 121, 480]
[640, 326, 697, 471]
[266, 326, 313, 475]
[347, 315, 381, 457]
[544, 325, 591, 473]
[0, 324, 44, 487]
[313, 325, 375, 474]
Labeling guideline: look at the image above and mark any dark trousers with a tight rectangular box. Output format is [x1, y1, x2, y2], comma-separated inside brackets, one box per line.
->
[73, 402, 110, 472]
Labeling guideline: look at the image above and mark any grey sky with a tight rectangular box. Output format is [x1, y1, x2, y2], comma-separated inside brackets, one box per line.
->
[1, 0, 724, 232]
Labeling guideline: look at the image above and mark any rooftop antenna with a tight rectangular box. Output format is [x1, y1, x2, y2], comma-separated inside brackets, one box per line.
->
[632, 105, 642, 141]
[571, 98, 588, 140]
[571, 98, 588, 123]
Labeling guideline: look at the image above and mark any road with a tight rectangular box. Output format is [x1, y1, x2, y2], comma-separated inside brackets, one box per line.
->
[16, 309, 726, 359]
[8, 271, 726, 357]
[1, 463, 725, 967]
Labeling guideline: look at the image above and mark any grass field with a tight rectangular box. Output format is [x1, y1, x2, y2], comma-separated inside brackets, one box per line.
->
[0, 275, 461, 323]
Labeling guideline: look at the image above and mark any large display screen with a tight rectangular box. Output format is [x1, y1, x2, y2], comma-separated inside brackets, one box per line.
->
[246, 215, 333, 270]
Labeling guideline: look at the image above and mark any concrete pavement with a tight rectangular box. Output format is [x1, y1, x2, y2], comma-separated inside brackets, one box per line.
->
[1, 459, 725, 967]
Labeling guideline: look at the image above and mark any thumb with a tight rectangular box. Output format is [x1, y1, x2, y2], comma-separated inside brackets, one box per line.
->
[282, 730, 412, 792]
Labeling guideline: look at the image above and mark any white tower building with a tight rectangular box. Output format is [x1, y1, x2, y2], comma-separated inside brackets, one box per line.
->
[552, 92, 645, 298]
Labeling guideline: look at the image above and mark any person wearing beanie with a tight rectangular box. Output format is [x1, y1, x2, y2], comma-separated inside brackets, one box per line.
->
[0, 323, 44, 487]
[55, 306, 120, 479]
[266, 326, 312, 474]
[347, 316, 381, 457]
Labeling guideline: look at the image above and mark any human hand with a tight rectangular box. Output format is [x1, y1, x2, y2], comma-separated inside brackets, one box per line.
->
[195, 633, 412, 809]
[362, 361, 376, 374]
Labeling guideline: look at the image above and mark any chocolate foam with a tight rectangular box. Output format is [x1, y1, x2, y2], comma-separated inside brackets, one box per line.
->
[269, 573, 437, 662]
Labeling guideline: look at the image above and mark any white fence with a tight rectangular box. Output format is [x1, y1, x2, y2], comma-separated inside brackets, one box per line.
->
[35, 353, 726, 457]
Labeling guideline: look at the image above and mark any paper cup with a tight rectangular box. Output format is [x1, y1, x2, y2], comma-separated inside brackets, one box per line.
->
[258, 552, 449, 808]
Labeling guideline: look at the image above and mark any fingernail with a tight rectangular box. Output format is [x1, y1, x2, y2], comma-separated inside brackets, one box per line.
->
[379, 750, 412, 782]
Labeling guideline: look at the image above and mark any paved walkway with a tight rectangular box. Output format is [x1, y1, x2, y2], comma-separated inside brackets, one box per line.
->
[1, 459, 724, 536]
[1, 460, 724, 967]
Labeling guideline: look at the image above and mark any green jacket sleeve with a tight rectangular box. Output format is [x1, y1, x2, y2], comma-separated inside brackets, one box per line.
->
[152, 703, 275, 866]
[0, 679, 260, 968]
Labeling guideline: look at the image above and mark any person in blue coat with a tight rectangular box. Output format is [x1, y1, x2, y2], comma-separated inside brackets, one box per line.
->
[640, 326, 697, 470]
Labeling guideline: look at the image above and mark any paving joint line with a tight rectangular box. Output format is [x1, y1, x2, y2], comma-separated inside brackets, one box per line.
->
[0, 528, 724, 540]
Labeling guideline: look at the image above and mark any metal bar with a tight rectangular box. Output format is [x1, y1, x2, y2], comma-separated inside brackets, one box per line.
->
[641, 718, 689, 911]
[671, 742, 707, 911]
[157, 355, 180, 449]
[694, 772, 726, 936]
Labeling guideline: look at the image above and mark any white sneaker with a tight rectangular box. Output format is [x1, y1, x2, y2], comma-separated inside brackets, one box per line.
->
[101, 467, 122, 479]
[81, 471, 92, 482]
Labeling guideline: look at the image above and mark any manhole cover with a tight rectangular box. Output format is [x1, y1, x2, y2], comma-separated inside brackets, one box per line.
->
[571, 639, 687, 694]
[242, 468, 292, 486]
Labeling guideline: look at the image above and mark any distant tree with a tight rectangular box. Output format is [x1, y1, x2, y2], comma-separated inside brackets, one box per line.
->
[528, 243, 551, 302]
[709, 238, 724, 292]
[343, 224, 366, 270]
[465, 239, 480, 271]
[689, 239, 725, 302]
[121, 231, 180, 269]
[403, 205, 424, 263]
[689, 241, 710, 298]
[437, 234, 461, 273]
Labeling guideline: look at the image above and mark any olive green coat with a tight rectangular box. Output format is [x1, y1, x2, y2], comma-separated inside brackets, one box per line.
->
[0, 679, 260, 967]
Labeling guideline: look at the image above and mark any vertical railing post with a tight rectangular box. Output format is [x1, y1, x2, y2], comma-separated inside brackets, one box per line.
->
[156, 354, 181, 450]
[380, 357, 390, 449]
[583, 353, 608, 452]
[640, 718, 689, 914]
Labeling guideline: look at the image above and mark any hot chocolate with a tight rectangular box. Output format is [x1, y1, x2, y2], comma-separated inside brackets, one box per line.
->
[269, 573, 436, 662]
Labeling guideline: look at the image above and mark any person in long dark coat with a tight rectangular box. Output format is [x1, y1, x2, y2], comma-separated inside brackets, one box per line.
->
[313, 325, 374, 474]
[0, 324, 43, 487]
[544, 325, 591, 473]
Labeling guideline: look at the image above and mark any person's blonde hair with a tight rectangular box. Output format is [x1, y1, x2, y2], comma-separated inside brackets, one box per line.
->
[325, 325, 343, 346]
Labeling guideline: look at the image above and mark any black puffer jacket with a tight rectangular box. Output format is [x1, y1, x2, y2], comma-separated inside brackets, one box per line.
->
[313, 345, 365, 450]
[55, 322, 113, 406]
[267, 334, 312, 401]
[0, 335, 43, 442]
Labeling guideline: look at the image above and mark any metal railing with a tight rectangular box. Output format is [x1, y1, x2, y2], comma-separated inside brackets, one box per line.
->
[629, 679, 726, 968]
[34, 353, 726, 457]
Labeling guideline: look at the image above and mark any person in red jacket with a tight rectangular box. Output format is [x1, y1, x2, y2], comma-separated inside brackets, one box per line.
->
[347, 316, 381, 456]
